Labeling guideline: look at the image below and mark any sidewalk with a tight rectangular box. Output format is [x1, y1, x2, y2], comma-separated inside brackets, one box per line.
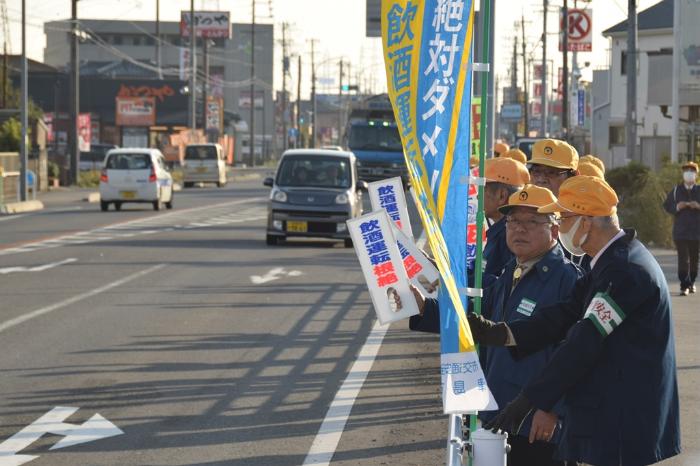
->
[651, 248, 699, 465]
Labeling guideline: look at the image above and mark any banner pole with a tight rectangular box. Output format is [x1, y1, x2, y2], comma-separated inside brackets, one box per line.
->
[470, 0, 492, 457]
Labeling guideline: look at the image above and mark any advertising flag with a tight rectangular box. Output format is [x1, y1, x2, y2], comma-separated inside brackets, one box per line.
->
[382, 0, 496, 412]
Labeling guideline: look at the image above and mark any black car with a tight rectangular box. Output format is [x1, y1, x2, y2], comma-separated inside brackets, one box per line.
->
[264, 149, 367, 246]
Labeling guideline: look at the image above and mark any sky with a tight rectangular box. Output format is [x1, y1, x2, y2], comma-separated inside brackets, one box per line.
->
[5, 0, 661, 100]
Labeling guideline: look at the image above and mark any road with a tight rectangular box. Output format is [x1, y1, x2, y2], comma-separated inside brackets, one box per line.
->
[0, 179, 697, 465]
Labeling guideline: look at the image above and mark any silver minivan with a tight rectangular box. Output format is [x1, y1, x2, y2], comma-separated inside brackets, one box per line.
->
[264, 149, 367, 246]
[182, 143, 227, 188]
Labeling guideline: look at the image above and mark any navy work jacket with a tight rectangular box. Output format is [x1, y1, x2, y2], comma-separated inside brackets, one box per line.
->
[663, 183, 700, 241]
[483, 217, 512, 284]
[478, 245, 581, 439]
[509, 230, 681, 466]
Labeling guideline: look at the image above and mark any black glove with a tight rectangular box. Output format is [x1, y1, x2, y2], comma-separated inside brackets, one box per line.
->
[483, 392, 533, 434]
[467, 313, 509, 346]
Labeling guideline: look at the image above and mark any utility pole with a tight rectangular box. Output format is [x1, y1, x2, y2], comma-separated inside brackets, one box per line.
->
[521, 15, 529, 136]
[337, 59, 343, 146]
[69, 0, 79, 186]
[511, 36, 518, 139]
[1, 43, 7, 108]
[310, 40, 316, 148]
[19, 0, 27, 201]
[281, 22, 288, 151]
[189, 0, 196, 140]
[249, 0, 256, 166]
[626, 0, 638, 162]
[297, 54, 302, 147]
[155, 0, 161, 79]
[202, 38, 209, 141]
[671, 0, 680, 163]
[541, 0, 548, 137]
[562, 0, 568, 139]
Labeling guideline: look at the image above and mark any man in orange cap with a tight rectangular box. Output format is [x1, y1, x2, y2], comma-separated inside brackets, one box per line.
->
[663, 161, 700, 296]
[527, 139, 578, 196]
[502, 148, 528, 164]
[494, 141, 510, 157]
[482, 157, 531, 283]
[408, 184, 582, 465]
[468, 176, 681, 466]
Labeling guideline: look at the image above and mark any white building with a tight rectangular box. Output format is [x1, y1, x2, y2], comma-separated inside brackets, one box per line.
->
[594, 0, 699, 169]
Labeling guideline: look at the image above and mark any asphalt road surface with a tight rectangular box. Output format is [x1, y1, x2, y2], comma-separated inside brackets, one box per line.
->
[0, 179, 697, 465]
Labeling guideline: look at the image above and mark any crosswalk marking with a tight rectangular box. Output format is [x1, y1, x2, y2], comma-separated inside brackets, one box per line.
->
[0, 199, 267, 257]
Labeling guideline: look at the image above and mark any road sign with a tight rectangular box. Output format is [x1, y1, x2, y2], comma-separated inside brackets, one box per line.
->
[577, 88, 585, 127]
[559, 8, 592, 52]
[180, 11, 231, 38]
[501, 104, 522, 121]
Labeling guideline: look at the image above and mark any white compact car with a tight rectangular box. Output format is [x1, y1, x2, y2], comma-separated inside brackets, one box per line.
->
[182, 143, 227, 188]
[99, 148, 174, 211]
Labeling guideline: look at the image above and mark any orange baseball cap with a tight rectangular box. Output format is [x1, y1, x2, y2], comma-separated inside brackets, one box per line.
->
[538, 175, 619, 216]
[484, 157, 530, 187]
[502, 148, 528, 164]
[580, 154, 605, 174]
[494, 142, 510, 157]
[682, 161, 699, 172]
[577, 161, 605, 179]
[498, 184, 558, 215]
[529, 139, 579, 170]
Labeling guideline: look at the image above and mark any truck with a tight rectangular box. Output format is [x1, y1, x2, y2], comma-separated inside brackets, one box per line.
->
[344, 94, 408, 185]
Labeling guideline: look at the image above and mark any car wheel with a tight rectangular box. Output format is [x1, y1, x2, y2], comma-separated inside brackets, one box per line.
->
[165, 195, 174, 210]
[153, 200, 162, 211]
[184, 182, 194, 188]
[266, 234, 278, 246]
[344, 238, 353, 248]
[100, 201, 109, 212]
[114, 202, 122, 211]
[217, 181, 225, 188]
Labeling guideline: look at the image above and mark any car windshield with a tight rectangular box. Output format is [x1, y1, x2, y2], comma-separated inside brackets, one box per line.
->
[105, 153, 152, 170]
[347, 124, 403, 152]
[185, 146, 218, 160]
[276, 156, 351, 189]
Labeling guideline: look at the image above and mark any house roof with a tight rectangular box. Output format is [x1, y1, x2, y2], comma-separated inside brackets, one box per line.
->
[603, 0, 673, 35]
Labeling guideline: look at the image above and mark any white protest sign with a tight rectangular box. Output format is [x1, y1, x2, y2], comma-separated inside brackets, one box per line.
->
[368, 177, 414, 239]
[441, 352, 499, 414]
[347, 211, 419, 324]
[391, 224, 440, 299]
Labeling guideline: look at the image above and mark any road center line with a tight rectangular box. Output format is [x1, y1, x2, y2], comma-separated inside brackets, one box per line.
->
[302, 320, 389, 466]
[0, 264, 166, 335]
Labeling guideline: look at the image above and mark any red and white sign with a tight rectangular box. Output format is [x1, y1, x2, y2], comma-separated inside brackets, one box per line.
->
[559, 8, 592, 52]
[115, 97, 156, 127]
[180, 11, 230, 38]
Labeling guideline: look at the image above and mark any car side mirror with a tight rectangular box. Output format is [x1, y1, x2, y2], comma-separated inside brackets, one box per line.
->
[356, 180, 368, 191]
[263, 177, 274, 187]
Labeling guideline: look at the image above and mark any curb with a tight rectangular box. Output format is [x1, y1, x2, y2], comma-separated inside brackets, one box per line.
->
[0, 200, 45, 215]
[83, 192, 101, 203]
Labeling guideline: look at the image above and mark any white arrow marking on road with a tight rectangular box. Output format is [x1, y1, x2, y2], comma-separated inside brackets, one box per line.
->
[0, 258, 77, 275]
[250, 267, 303, 284]
[0, 406, 123, 466]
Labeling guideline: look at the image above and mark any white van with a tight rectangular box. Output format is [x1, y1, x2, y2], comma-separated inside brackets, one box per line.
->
[182, 143, 227, 188]
[99, 148, 174, 211]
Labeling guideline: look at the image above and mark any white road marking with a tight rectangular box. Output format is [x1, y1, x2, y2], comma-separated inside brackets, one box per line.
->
[0, 214, 28, 222]
[0, 406, 123, 466]
[0, 264, 165, 335]
[0, 258, 77, 275]
[250, 267, 303, 284]
[302, 321, 389, 466]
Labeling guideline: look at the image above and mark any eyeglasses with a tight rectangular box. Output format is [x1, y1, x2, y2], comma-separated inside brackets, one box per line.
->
[505, 217, 554, 229]
[529, 166, 571, 178]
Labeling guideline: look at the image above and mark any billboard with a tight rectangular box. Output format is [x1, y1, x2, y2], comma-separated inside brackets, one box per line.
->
[559, 8, 593, 52]
[115, 97, 156, 127]
[180, 11, 231, 38]
[680, 0, 700, 90]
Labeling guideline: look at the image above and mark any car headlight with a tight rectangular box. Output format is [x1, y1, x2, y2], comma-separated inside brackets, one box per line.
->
[335, 193, 349, 204]
[272, 189, 288, 202]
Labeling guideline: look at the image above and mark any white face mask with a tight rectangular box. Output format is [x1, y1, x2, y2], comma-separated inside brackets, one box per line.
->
[683, 171, 697, 184]
[560, 217, 587, 257]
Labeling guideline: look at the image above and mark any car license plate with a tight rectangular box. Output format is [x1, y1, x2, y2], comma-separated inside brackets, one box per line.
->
[120, 191, 136, 199]
[197, 167, 207, 173]
[286, 221, 307, 232]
